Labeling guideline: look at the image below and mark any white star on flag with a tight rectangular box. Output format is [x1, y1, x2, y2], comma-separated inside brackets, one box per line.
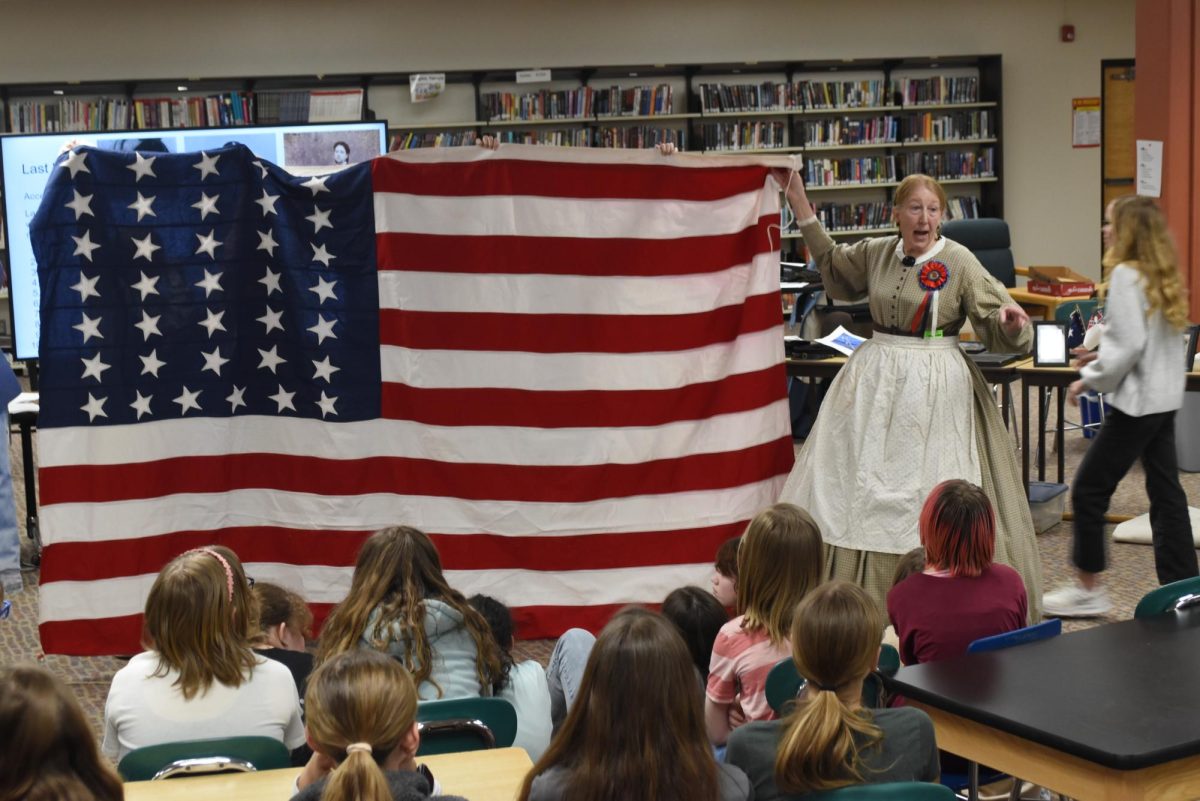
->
[200, 347, 230, 376]
[301, 175, 330, 195]
[195, 230, 222, 259]
[65, 189, 94, 220]
[306, 206, 333, 233]
[257, 345, 285, 373]
[72, 231, 101, 261]
[311, 243, 335, 267]
[195, 269, 223, 298]
[80, 352, 110, 382]
[193, 151, 220, 180]
[192, 192, 220, 219]
[174, 387, 203, 415]
[257, 229, 278, 256]
[130, 392, 153, 420]
[269, 385, 297, 413]
[316, 391, 338, 418]
[309, 276, 337, 303]
[70, 273, 101, 302]
[260, 268, 283, 295]
[126, 153, 157, 182]
[139, 349, 167, 377]
[73, 313, 103, 343]
[308, 315, 338, 345]
[131, 233, 160, 262]
[257, 307, 285, 334]
[256, 189, 280, 216]
[311, 356, 340, 382]
[198, 308, 227, 338]
[131, 272, 160, 300]
[61, 149, 90, 178]
[128, 192, 156, 221]
[252, 159, 268, 178]
[80, 393, 107, 422]
[134, 311, 162, 341]
[227, 385, 247, 413]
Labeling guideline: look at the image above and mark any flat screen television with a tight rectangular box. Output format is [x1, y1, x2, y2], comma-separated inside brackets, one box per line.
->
[0, 119, 388, 361]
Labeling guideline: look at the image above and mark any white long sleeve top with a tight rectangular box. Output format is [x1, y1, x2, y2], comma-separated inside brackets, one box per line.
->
[1080, 263, 1187, 416]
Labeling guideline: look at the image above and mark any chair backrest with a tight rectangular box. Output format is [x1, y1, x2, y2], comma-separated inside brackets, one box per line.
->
[117, 736, 292, 781]
[807, 780, 956, 799]
[941, 218, 1016, 287]
[967, 618, 1061, 654]
[415, 696, 517, 756]
[1134, 575, 1200, 619]
[766, 643, 902, 715]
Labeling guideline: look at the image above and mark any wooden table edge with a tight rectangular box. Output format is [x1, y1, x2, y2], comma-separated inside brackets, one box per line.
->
[909, 700, 1200, 801]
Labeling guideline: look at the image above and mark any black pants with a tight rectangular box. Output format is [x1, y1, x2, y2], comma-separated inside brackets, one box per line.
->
[1071, 407, 1198, 584]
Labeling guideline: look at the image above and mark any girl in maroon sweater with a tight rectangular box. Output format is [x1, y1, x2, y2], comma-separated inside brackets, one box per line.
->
[887, 480, 1027, 666]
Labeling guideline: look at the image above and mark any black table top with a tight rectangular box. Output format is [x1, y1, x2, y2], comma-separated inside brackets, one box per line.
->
[885, 609, 1200, 771]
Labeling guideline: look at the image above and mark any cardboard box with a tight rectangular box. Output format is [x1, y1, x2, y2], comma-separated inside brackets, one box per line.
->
[1026, 266, 1095, 298]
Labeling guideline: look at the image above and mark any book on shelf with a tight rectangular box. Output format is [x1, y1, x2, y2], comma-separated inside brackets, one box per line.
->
[592, 126, 679, 148]
[594, 84, 673, 116]
[7, 97, 131, 133]
[797, 79, 888, 109]
[701, 120, 788, 150]
[892, 76, 980, 106]
[492, 128, 590, 147]
[897, 148, 995, 180]
[804, 154, 897, 186]
[390, 130, 479, 149]
[901, 110, 993, 142]
[308, 89, 363, 122]
[482, 88, 594, 122]
[697, 81, 800, 113]
[801, 115, 900, 147]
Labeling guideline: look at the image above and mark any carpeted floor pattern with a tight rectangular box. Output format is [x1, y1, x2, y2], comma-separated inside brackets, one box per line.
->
[2, 386, 1198, 754]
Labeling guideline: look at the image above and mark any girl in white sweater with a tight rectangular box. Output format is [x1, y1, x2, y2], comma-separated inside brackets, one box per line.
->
[1044, 195, 1197, 617]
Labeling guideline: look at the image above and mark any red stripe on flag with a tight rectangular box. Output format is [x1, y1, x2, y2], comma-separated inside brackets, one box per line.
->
[40, 614, 145, 657]
[379, 292, 782, 353]
[375, 218, 776, 277]
[380, 364, 788, 428]
[372, 157, 769, 201]
[39, 436, 794, 507]
[38, 521, 748, 583]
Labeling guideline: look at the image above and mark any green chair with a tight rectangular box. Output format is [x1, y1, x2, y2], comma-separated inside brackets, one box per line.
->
[807, 781, 956, 799]
[117, 736, 291, 781]
[415, 696, 517, 756]
[765, 644, 901, 715]
[1134, 575, 1200, 619]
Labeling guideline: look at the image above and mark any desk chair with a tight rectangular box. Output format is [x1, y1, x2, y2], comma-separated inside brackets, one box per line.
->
[809, 782, 956, 800]
[941, 218, 1016, 287]
[938, 620, 1064, 801]
[117, 736, 291, 781]
[765, 644, 900, 715]
[416, 696, 517, 756]
[1134, 575, 1200, 619]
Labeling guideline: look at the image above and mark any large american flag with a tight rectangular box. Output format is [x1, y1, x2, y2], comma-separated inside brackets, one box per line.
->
[31, 143, 793, 655]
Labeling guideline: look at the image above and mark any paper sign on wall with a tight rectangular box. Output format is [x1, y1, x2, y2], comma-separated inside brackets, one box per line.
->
[409, 73, 446, 104]
[1136, 140, 1164, 198]
[1071, 97, 1101, 148]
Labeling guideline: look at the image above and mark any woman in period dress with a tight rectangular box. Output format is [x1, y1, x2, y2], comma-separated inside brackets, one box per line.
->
[773, 170, 1042, 620]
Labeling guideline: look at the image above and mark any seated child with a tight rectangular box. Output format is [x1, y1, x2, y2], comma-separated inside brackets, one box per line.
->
[469, 594, 553, 761]
[706, 503, 824, 745]
[884, 546, 925, 660]
[1, 664, 124, 801]
[887, 480, 1027, 666]
[662, 585, 729, 688]
[726, 581, 940, 800]
[294, 649, 468, 801]
[253, 581, 316, 700]
[103, 546, 304, 761]
[711, 535, 741, 609]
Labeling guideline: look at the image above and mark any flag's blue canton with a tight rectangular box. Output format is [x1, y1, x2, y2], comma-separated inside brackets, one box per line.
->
[31, 144, 381, 428]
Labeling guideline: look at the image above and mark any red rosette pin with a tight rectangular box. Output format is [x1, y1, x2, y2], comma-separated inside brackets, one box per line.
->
[918, 260, 949, 291]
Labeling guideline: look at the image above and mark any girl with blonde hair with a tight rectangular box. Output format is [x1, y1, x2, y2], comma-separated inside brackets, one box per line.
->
[293, 649, 467, 801]
[317, 526, 501, 700]
[1046, 195, 1198, 616]
[102, 546, 305, 760]
[705, 502, 823, 744]
[519, 607, 751, 801]
[726, 581, 939, 799]
[0, 665, 124, 801]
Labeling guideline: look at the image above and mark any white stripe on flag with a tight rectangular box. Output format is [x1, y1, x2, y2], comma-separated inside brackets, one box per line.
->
[377, 254, 780, 316]
[38, 400, 789, 469]
[40, 478, 787, 544]
[380, 326, 785, 390]
[373, 191, 772, 238]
